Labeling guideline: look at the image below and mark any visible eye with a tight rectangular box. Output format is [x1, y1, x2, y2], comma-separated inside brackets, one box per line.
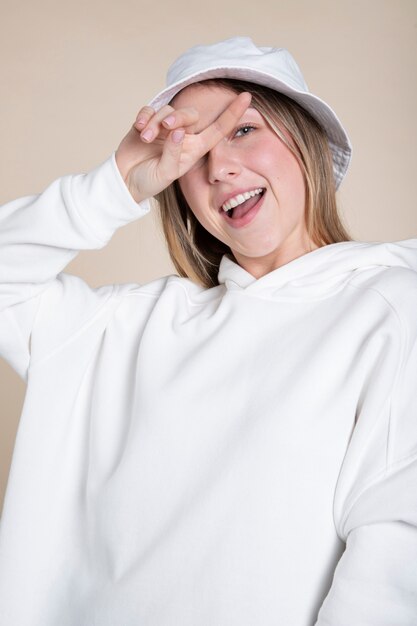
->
[234, 124, 257, 138]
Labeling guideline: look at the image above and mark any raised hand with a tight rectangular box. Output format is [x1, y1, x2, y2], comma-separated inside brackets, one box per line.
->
[115, 92, 252, 203]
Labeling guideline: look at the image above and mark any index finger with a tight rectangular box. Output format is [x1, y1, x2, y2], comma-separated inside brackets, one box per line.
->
[198, 92, 252, 151]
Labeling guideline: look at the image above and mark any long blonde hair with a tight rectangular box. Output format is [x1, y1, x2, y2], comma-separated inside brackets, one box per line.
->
[154, 78, 351, 288]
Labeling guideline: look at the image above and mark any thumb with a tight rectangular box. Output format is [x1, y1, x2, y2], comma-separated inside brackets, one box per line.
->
[157, 128, 186, 183]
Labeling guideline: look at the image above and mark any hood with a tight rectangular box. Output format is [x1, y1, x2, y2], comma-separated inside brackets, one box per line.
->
[217, 239, 417, 299]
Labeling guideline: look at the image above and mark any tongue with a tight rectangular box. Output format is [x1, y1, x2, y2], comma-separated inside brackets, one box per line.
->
[232, 194, 262, 219]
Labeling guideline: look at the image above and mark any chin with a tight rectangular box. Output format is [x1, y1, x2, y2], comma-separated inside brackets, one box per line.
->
[231, 241, 284, 260]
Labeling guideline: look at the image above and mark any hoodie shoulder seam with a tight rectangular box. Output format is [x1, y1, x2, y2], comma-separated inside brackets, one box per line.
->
[346, 279, 404, 331]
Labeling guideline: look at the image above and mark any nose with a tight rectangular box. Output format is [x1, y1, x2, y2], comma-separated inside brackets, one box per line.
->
[207, 140, 241, 184]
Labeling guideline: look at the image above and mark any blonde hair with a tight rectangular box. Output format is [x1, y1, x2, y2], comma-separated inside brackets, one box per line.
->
[155, 78, 351, 288]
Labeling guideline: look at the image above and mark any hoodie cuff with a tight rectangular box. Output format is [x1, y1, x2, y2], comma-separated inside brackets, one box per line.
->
[68, 152, 151, 245]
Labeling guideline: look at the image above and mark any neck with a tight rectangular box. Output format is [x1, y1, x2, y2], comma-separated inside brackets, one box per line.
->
[231, 239, 320, 279]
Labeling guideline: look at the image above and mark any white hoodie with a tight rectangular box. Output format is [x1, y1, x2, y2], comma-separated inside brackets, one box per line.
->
[0, 154, 416, 626]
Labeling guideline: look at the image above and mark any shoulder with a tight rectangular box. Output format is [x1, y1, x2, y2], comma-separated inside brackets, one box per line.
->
[115, 274, 209, 299]
[349, 264, 417, 340]
[350, 263, 417, 297]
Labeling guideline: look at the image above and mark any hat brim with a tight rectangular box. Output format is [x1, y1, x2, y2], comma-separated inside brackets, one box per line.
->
[149, 66, 351, 189]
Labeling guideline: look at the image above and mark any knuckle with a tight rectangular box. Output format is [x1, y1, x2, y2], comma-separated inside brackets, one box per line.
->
[185, 106, 199, 119]
[156, 105, 174, 120]
[138, 105, 155, 117]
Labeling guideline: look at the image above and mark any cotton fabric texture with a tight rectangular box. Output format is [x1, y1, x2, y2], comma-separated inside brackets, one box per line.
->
[0, 155, 416, 625]
[148, 37, 352, 189]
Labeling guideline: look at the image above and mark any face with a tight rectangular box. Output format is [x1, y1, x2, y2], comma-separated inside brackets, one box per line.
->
[173, 84, 317, 278]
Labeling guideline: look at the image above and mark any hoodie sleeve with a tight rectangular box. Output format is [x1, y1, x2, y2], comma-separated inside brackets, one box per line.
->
[316, 271, 417, 625]
[0, 153, 151, 380]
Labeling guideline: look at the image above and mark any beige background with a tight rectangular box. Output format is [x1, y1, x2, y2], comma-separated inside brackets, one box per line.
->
[1, 0, 416, 511]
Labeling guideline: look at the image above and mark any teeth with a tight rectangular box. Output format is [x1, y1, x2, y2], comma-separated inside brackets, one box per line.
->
[222, 188, 264, 212]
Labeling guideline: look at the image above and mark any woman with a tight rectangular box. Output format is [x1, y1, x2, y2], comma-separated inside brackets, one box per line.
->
[0, 37, 416, 625]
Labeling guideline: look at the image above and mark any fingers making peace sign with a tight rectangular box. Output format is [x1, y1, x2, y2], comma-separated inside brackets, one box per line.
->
[115, 92, 252, 203]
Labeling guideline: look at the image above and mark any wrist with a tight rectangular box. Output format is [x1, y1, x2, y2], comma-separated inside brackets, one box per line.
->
[114, 151, 145, 204]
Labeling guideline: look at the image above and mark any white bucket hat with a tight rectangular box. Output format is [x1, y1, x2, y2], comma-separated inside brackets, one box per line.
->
[149, 37, 352, 189]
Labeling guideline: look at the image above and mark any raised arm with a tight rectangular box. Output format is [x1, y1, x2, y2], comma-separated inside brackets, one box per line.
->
[0, 155, 149, 379]
[0, 92, 252, 380]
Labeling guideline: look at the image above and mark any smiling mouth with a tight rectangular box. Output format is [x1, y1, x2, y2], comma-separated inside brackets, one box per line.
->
[222, 188, 265, 219]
